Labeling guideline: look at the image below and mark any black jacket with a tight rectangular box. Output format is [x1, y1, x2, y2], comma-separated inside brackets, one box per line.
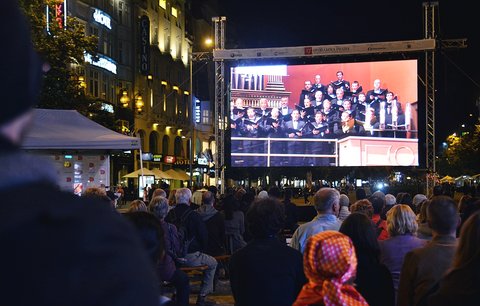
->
[0, 135, 160, 306]
[229, 238, 306, 306]
[166, 203, 209, 254]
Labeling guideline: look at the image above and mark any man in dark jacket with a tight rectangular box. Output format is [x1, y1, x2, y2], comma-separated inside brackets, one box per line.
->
[197, 191, 226, 257]
[0, 2, 160, 305]
[166, 188, 218, 306]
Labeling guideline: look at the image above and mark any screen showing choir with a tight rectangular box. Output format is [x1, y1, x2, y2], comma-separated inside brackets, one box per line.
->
[229, 60, 419, 167]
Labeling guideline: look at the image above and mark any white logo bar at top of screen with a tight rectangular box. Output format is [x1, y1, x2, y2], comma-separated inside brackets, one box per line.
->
[213, 39, 436, 60]
[232, 65, 287, 76]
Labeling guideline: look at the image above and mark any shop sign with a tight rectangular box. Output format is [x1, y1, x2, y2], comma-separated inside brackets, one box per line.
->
[139, 16, 150, 75]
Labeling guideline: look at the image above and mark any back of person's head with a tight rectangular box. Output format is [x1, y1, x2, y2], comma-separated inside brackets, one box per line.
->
[284, 188, 293, 201]
[82, 187, 111, 206]
[175, 187, 192, 205]
[386, 204, 418, 236]
[242, 191, 255, 204]
[372, 190, 386, 202]
[427, 196, 459, 235]
[128, 199, 148, 212]
[299, 231, 367, 305]
[396, 192, 412, 206]
[433, 185, 444, 196]
[340, 213, 381, 260]
[350, 199, 374, 219]
[246, 197, 285, 239]
[355, 188, 366, 200]
[313, 187, 340, 213]
[385, 194, 397, 206]
[461, 198, 480, 226]
[257, 190, 268, 199]
[268, 186, 281, 199]
[417, 199, 431, 224]
[168, 189, 177, 205]
[122, 211, 164, 264]
[0, 0, 43, 130]
[148, 196, 169, 220]
[152, 188, 166, 198]
[234, 188, 246, 200]
[207, 185, 218, 197]
[453, 210, 480, 269]
[369, 195, 385, 215]
[458, 195, 474, 214]
[83, 186, 107, 198]
[412, 194, 428, 213]
[202, 191, 215, 206]
[339, 194, 350, 207]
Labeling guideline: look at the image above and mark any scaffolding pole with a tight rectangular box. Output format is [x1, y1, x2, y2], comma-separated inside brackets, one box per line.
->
[213, 16, 226, 194]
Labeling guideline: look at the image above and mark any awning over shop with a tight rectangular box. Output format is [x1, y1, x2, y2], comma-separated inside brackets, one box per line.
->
[122, 168, 156, 178]
[164, 169, 190, 181]
[151, 168, 176, 180]
[173, 169, 190, 180]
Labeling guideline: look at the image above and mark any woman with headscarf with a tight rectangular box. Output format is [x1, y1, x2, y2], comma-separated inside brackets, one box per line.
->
[293, 231, 368, 306]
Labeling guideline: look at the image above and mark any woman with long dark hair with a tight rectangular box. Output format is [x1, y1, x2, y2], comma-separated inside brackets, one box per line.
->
[340, 213, 395, 306]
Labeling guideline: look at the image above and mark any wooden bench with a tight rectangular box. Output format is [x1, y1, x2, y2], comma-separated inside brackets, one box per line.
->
[179, 264, 209, 282]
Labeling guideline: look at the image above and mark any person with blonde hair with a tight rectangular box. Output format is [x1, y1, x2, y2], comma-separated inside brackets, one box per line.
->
[294, 231, 368, 306]
[128, 199, 148, 212]
[380, 205, 426, 296]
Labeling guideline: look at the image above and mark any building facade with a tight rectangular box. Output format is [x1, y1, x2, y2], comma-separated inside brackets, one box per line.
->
[66, 0, 215, 187]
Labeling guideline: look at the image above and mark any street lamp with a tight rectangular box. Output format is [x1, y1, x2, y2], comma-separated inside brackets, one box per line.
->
[120, 90, 130, 108]
[135, 93, 144, 113]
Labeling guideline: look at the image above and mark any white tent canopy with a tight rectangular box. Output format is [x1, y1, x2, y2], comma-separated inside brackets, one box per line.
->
[21, 109, 140, 150]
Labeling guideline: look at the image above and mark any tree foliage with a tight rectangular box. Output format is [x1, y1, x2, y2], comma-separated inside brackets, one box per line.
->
[438, 123, 480, 176]
[19, 0, 98, 113]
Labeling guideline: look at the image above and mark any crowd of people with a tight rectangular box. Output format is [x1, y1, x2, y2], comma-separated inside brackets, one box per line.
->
[3, 2, 480, 306]
[115, 182, 480, 306]
[231, 72, 413, 166]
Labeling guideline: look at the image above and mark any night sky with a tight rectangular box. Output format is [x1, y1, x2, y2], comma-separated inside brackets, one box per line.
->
[221, 1, 479, 148]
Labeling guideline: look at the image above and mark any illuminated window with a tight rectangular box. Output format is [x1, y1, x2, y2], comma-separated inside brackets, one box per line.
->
[171, 7, 177, 18]
[159, 0, 166, 9]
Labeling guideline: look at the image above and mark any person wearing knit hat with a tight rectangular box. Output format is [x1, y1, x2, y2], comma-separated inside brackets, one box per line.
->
[294, 231, 368, 306]
[0, 2, 160, 305]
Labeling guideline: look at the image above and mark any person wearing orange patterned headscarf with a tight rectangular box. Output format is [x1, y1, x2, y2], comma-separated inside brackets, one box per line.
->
[293, 231, 368, 306]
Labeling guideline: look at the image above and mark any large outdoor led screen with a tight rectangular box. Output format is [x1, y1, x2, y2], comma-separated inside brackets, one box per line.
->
[229, 60, 419, 167]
